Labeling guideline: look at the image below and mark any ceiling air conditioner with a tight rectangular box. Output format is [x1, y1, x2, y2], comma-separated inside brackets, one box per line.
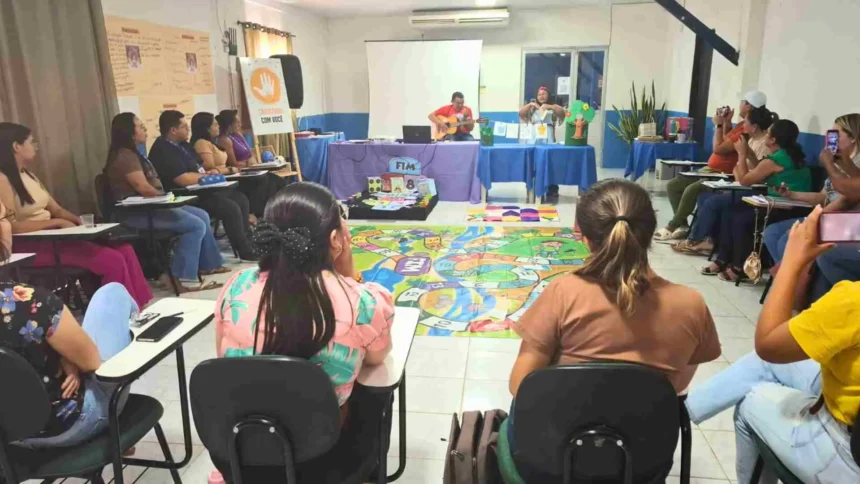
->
[409, 9, 510, 29]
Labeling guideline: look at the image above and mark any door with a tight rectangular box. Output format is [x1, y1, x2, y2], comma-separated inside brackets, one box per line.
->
[522, 48, 608, 162]
[574, 49, 606, 163]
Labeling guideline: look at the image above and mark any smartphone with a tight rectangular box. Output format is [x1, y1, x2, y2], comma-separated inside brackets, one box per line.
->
[136, 316, 183, 343]
[717, 106, 729, 118]
[826, 129, 839, 154]
[818, 212, 860, 243]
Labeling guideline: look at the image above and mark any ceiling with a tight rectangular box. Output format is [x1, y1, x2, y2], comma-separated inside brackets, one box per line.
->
[273, 0, 652, 18]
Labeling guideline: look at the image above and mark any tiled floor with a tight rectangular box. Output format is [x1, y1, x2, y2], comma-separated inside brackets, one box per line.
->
[43, 169, 761, 483]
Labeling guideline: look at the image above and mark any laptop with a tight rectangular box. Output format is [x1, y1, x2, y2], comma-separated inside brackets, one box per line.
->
[402, 126, 432, 144]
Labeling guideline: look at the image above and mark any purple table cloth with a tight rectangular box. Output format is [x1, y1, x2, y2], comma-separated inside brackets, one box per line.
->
[326, 141, 482, 203]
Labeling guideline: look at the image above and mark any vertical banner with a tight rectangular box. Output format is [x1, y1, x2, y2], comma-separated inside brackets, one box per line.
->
[238, 57, 293, 136]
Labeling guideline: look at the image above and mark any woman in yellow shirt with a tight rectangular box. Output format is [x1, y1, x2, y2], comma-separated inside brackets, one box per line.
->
[687, 206, 859, 483]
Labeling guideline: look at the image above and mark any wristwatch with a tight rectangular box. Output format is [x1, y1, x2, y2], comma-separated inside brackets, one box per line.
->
[716, 124, 723, 129]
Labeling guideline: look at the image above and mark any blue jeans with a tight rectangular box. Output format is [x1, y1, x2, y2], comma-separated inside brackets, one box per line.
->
[122, 205, 224, 281]
[445, 132, 475, 142]
[763, 217, 802, 263]
[16, 283, 135, 449]
[689, 192, 732, 242]
[684, 353, 860, 482]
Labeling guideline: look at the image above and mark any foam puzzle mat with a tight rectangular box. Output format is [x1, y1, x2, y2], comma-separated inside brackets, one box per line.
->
[351, 225, 588, 338]
[465, 205, 560, 223]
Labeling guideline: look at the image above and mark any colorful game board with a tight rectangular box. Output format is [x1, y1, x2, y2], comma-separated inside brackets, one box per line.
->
[465, 205, 560, 223]
[351, 225, 589, 338]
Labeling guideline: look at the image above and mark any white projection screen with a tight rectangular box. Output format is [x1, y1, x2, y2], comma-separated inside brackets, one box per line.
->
[366, 40, 482, 138]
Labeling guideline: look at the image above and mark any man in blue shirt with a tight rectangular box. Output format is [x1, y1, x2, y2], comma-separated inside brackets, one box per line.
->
[149, 110, 257, 261]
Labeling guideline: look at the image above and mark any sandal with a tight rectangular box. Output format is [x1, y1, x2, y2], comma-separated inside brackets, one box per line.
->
[718, 267, 747, 283]
[200, 266, 232, 276]
[701, 261, 725, 276]
[166, 278, 224, 294]
[653, 228, 675, 241]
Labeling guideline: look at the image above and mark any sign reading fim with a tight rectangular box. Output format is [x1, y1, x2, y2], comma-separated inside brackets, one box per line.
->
[389, 157, 421, 175]
[395, 256, 431, 276]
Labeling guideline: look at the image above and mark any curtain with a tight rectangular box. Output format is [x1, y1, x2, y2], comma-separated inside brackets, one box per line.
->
[242, 26, 292, 158]
[0, 0, 118, 213]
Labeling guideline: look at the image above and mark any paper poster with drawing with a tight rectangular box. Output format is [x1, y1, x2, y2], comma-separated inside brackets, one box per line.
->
[238, 57, 293, 136]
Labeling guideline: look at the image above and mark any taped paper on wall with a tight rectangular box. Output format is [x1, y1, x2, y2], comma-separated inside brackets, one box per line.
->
[505, 123, 520, 139]
[493, 122, 507, 137]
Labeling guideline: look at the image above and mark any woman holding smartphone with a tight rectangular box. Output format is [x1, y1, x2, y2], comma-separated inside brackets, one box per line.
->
[685, 207, 860, 484]
[761, 114, 860, 300]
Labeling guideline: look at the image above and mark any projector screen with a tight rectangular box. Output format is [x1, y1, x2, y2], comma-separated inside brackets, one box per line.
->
[366, 40, 482, 139]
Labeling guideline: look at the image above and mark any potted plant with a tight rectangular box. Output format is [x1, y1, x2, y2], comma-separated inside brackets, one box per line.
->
[609, 81, 666, 144]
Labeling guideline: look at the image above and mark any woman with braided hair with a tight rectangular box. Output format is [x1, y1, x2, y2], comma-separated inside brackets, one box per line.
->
[213, 181, 393, 482]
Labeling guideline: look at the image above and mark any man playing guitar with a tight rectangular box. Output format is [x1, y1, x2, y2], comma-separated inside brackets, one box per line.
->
[428, 92, 476, 141]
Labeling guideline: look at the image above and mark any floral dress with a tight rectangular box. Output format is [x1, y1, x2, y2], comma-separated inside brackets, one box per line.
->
[0, 282, 74, 437]
[215, 268, 394, 405]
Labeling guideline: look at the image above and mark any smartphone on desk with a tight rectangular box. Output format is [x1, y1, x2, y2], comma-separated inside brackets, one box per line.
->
[826, 129, 839, 154]
[818, 212, 860, 243]
[136, 315, 183, 343]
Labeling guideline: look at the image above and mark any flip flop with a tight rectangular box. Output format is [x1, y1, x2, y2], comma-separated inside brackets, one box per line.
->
[200, 266, 232, 276]
[175, 280, 224, 294]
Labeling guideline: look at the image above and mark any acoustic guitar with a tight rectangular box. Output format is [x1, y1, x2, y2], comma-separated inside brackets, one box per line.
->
[434, 115, 488, 140]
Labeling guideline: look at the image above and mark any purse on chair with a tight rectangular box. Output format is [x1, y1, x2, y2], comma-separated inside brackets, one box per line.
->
[744, 197, 775, 283]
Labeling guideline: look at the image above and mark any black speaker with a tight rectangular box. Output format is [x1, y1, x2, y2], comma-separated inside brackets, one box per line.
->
[270, 54, 303, 109]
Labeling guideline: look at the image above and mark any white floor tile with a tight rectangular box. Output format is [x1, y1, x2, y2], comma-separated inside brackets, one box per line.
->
[388, 411, 455, 459]
[405, 346, 468, 378]
[465, 350, 518, 380]
[385, 457, 446, 483]
[669, 428, 729, 479]
[713, 316, 756, 340]
[702, 430, 738, 481]
[411, 335, 470, 352]
[720, 338, 755, 364]
[140, 399, 202, 446]
[396, 376, 463, 414]
[461, 379, 513, 412]
[696, 407, 737, 432]
[180, 449, 216, 482]
[468, 337, 522, 354]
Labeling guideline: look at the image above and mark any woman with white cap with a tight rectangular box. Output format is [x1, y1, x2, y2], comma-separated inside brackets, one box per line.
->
[659, 91, 769, 249]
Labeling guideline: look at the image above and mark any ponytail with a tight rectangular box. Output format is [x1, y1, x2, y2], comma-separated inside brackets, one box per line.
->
[769, 119, 805, 168]
[576, 179, 657, 317]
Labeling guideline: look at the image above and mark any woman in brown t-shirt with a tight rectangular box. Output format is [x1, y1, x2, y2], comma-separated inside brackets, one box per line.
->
[104, 113, 229, 293]
[506, 179, 722, 480]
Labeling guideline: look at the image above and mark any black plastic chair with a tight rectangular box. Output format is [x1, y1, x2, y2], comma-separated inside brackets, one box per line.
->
[511, 363, 692, 484]
[749, 402, 860, 484]
[0, 347, 171, 484]
[190, 356, 385, 484]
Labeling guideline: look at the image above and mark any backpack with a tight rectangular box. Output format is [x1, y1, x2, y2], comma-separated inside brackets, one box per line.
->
[443, 409, 508, 484]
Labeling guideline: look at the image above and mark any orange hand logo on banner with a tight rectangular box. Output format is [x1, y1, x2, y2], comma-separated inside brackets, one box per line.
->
[250, 67, 281, 104]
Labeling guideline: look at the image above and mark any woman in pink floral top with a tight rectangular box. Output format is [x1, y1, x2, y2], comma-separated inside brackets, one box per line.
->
[215, 183, 394, 405]
[212, 182, 394, 482]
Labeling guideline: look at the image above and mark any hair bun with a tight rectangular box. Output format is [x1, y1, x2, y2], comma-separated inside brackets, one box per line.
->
[252, 221, 314, 266]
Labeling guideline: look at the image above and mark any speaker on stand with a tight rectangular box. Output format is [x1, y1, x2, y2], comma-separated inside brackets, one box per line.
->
[270, 54, 304, 180]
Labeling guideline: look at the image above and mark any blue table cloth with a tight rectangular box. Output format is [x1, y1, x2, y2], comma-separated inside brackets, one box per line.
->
[478, 145, 535, 191]
[625, 141, 698, 181]
[534, 145, 598, 197]
[296, 132, 346, 184]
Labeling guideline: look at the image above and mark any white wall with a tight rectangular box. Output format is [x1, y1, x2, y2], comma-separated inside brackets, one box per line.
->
[100, 0, 328, 116]
[605, 3, 675, 112]
[243, 0, 329, 116]
[758, 0, 860, 135]
[101, 0, 246, 110]
[325, 6, 612, 114]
